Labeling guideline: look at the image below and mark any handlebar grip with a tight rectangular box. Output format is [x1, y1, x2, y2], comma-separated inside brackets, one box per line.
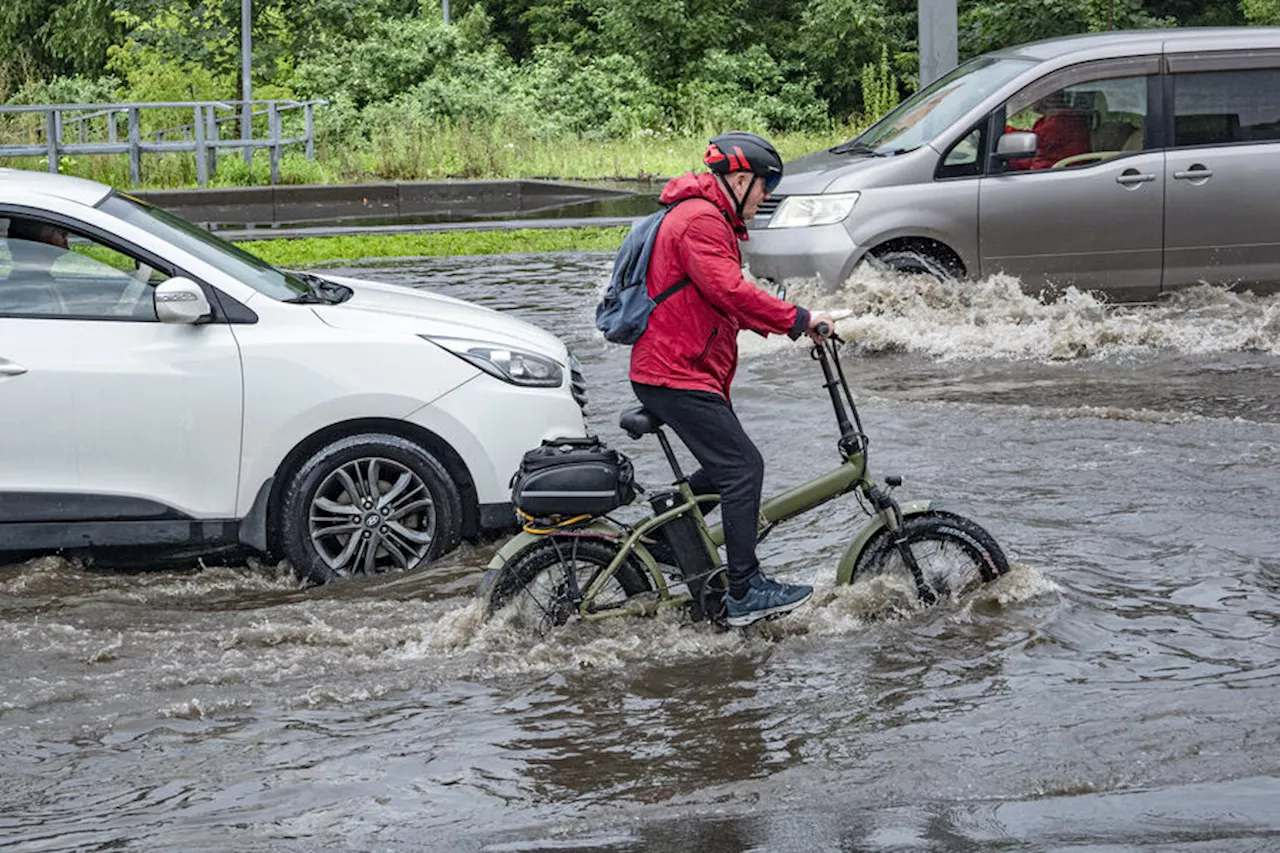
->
[814, 321, 832, 338]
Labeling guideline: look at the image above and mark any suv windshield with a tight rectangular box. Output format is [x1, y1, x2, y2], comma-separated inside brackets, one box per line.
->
[841, 56, 1035, 155]
[98, 193, 309, 301]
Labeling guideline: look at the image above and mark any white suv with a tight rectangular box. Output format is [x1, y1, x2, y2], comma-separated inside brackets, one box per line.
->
[0, 169, 587, 583]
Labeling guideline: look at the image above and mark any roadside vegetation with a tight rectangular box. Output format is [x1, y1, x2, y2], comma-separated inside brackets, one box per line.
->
[1, 0, 1271, 189]
[238, 226, 630, 267]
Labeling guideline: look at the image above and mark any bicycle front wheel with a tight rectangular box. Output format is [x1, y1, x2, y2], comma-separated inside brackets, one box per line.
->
[485, 537, 652, 636]
[852, 511, 1009, 603]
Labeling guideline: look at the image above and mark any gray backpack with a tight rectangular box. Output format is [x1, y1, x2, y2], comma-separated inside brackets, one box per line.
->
[594, 198, 701, 344]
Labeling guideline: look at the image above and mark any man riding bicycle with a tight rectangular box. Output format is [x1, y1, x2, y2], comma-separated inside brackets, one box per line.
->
[629, 131, 833, 627]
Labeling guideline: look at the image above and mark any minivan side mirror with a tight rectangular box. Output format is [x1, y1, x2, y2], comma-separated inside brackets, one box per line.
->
[995, 131, 1038, 162]
[154, 276, 213, 324]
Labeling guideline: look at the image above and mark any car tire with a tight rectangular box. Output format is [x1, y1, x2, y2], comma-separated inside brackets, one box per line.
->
[873, 248, 959, 281]
[277, 433, 463, 585]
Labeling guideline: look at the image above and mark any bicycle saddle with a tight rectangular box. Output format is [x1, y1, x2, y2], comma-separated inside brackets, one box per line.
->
[619, 406, 663, 439]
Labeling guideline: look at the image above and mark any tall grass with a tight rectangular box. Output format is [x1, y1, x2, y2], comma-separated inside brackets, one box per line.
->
[0, 121, 864, 190]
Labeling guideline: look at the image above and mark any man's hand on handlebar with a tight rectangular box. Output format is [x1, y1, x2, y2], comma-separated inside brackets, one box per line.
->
[807, 311, 835, 342]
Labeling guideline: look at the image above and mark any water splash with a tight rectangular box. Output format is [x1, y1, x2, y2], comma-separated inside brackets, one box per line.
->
[771, 266, 1280, 361]
[390, 563, 1057, 679]
[0, 554, 299, 603]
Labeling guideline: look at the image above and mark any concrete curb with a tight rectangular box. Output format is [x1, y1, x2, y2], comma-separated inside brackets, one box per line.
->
[134, 179, 635, 227]
[216, 216, 643, 242]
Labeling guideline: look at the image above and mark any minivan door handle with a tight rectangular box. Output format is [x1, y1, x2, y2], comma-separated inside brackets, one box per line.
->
[1173, 165, 1213, 182]
[1116, 169, 1156, 186]
[0, 359, 28, 377]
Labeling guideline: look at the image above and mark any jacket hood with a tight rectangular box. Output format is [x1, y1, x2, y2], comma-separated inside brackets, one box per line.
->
[659, 172, 746, 238]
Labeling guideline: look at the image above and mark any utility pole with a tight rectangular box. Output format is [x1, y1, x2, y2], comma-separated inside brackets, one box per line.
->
[918, 0, 958, 88]
[443, 0, 450, 24]
[241, 0, 252, 163]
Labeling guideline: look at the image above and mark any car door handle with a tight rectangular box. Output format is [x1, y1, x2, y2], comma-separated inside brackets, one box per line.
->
[0, 359, 28, 377]
[1116, 171, 1156, 185]
[1173, 167, 1213, 181]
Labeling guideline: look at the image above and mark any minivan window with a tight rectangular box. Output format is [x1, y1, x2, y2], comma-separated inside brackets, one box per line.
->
[1001, 74, 1149, 172]
[848, 57, 1034, 155]
[1173, 69, 1280, 146]
[938, 125, 985, 178]
[98, 193, 309, 301]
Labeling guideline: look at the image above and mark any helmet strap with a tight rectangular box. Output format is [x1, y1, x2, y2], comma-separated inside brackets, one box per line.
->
[717, 173, 756, 221]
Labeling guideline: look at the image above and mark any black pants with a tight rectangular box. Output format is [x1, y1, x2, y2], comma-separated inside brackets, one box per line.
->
[632, 382, 764, 598]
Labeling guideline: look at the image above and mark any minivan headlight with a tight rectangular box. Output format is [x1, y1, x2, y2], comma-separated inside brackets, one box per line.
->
[421, 336, 563, 387]
[768, 192, 861, 228]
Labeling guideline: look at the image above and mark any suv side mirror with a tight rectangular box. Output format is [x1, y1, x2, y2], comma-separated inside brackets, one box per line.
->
[995, 131, 1038, 162]
[154, 276, 213, 324]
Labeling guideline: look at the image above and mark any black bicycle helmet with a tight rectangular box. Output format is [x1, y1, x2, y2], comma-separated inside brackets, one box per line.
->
[704, 131, 783, 219]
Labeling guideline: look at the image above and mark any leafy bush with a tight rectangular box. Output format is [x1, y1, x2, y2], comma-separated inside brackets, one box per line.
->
[860, 45, 900, 122]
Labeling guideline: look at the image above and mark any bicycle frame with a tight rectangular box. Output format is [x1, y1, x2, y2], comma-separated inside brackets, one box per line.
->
[484, 335, 939, 621]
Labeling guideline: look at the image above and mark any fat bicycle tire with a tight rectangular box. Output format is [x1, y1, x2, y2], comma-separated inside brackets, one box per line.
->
[852, 511, 1009, 602]
[485, 537, 652, 634]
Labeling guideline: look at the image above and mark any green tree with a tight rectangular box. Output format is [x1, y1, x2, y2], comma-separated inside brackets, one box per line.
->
[799, 0, 904, 117]
[0, 0, 126, 81]
[1241, 0, 1280, 24]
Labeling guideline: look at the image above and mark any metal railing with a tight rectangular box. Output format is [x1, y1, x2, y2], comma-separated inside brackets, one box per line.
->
[0, 99, 325, 186]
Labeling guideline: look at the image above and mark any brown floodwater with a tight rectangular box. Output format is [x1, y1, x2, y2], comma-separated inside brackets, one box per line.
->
[2, 257, 1277, 852]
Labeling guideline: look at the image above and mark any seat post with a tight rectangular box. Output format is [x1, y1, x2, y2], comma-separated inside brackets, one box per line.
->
[654, 428, 686, 483]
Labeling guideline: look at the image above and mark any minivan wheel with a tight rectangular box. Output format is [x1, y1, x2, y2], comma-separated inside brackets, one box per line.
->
[873, 249, 959, 281]
[278, 433, 463, 585]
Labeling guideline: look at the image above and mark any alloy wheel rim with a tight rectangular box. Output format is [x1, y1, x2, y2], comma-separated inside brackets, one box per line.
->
[309, 457, 436, 575]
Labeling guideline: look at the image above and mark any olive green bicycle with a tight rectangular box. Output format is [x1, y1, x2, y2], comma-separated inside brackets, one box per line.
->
[477, 327, 1010, 634]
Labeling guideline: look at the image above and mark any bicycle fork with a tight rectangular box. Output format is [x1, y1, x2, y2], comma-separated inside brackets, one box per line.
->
[864, 484, 937, 606]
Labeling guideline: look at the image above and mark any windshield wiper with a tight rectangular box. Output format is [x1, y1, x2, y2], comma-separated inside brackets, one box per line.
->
[830, 141, 918, 157]
[831, 140, 876, 155]
[287, 271, 353, 304]
[282, 290, 327, 304]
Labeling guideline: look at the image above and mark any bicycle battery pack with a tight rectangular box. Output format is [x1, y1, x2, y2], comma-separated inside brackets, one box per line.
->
[650, 491, 724, 622]
[511, 436, 636, 518]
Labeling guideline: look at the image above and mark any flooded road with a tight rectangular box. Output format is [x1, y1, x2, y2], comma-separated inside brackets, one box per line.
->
[2, 256, 1278, 852]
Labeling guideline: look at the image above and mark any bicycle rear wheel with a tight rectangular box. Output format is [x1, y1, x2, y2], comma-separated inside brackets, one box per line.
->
[852, 511, 1009, 603]
[485, 537, 652, 636]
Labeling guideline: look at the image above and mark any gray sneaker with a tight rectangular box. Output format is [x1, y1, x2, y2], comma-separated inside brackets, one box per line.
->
[724, 573, 813, 627]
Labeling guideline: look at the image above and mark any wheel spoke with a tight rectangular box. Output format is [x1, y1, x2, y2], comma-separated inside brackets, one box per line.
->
[387, 519, 433, 546]
[320, 532, 362, 571]
[365, 459, 382, 505]
[385, 482, 430, 515]
[314, 497, 360, 516]
[334, 465, 364, 503]
[310, 520, 361, 537]
[388, 497, 432, 521]
[362, 536, 379, 574]
[377, 472, 414, 511]
[384, 526, 429, 565]
[380, 533, 413, 571]
[521, 577, 562, 637]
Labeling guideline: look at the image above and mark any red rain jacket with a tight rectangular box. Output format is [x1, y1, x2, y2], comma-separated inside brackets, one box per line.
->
[629, 172, 809, 400]
[1008, 113, 1092, 171]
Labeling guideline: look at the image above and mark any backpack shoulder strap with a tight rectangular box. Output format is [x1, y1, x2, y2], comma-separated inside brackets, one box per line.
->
[649, 196, 719, 306]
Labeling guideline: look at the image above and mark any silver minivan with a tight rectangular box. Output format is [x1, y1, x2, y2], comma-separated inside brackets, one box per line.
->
[744, 28, 1280, 302]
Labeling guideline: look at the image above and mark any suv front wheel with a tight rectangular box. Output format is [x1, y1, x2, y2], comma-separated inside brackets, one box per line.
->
[278, 433, 463, 585]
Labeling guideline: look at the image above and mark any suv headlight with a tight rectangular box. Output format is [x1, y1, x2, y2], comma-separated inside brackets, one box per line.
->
[768, 192, 860, 228]
[421, 336, 563, 387]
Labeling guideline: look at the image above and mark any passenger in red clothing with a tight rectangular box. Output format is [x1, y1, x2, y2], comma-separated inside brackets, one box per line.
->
[1007, 91, 1092, 171]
